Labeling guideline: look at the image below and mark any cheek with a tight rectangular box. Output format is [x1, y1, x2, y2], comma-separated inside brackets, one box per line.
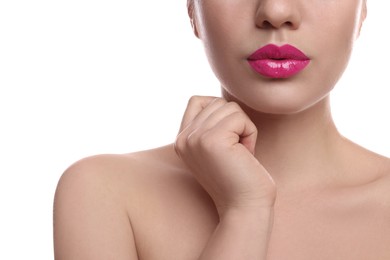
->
[313, 7, 360, 88]
[197, 3, 251, 76]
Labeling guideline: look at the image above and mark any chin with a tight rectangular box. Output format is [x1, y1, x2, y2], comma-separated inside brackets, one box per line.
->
[223, 87, 329, 116]
[247, 99, 315, 115]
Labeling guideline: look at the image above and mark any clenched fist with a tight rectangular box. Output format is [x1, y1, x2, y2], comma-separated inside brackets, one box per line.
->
[175, 96, 276, 217]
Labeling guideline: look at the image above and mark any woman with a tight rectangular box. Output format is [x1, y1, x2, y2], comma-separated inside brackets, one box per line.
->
[54, 0, 390, 259]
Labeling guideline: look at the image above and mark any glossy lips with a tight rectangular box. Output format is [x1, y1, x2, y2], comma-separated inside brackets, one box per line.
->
[247, 44, 310, 79]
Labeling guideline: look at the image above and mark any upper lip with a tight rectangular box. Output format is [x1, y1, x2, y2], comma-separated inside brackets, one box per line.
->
[248, 44, 309, 61]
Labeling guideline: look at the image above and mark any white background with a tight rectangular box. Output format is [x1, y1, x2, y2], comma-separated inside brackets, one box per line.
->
[0, 1, 389, 259]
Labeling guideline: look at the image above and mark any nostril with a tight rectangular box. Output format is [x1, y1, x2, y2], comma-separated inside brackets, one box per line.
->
[260, 20, 295, 29]
[261, 20, 273, 29]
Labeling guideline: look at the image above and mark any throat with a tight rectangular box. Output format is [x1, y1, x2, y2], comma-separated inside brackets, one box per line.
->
[249, 100, 341, 188]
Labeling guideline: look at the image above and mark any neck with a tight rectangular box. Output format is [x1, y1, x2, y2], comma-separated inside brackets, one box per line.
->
[225, 93, 342, 190]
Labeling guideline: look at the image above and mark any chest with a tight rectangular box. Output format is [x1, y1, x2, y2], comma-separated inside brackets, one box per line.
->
[131, 173, 390, 260]
[135, 197, 390, 260]
[265, 200, 390, 260]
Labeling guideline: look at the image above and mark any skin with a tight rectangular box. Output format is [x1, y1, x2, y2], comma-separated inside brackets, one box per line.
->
[54, 0, 390, 259]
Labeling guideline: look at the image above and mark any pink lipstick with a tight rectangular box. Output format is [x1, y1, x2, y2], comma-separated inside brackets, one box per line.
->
[247, 44, 310, 79]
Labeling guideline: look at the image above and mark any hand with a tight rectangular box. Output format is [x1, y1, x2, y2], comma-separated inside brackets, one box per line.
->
[175, 96, 276, 216]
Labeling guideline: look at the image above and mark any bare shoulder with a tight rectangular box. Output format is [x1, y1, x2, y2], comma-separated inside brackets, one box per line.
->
[369, 154, 390, 212]
[329, 138, 390, 218]
[343, 140, 390, 210]
[54, 144, 217, 259]
[54, 144, 209, 217]
[373, 153, 390, 207]
[53, 151, 144, 259]
[357, 144, 390, 186]
[55, 144, 192, 196]
[340, 137, 390, 178]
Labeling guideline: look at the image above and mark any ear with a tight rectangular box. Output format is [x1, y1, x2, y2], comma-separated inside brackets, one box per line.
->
[187, 0, 200, 38]
[357, 0, 367, 38]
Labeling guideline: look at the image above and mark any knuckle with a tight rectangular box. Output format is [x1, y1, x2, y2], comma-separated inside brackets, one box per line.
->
[230, 110, 243, 117]
[188, 95, 202, 105]
[228, 111, 245, 122]
[231, 110, 252, 123]
[188, 95, 213, 106]
[212, 97, 227, 107]
[226, 101, 242, 111]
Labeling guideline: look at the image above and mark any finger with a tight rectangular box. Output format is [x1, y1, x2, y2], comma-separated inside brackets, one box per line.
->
[176, 96, 219, 158]
[213, 111, 258, 155]
[194, 102, 246, 134]
[178, 96, 217, 133]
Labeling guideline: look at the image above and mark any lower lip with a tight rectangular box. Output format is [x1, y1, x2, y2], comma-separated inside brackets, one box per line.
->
[248, 59, 310, 79]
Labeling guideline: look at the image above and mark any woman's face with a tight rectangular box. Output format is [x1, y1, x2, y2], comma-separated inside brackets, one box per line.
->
[189, 0, 367, 114]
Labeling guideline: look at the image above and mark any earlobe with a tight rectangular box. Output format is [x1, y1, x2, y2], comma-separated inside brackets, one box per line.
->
[357, 1, 367, 38]
[187, 0, 200, 38]
[361, 0, 367, 22]
[190, 18, 200, 38]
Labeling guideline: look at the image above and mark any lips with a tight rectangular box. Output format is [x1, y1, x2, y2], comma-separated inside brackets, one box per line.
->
[247, 44, 310, 79]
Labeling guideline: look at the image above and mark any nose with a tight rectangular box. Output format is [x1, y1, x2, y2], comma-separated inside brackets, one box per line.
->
[255, 0, 301, 30]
